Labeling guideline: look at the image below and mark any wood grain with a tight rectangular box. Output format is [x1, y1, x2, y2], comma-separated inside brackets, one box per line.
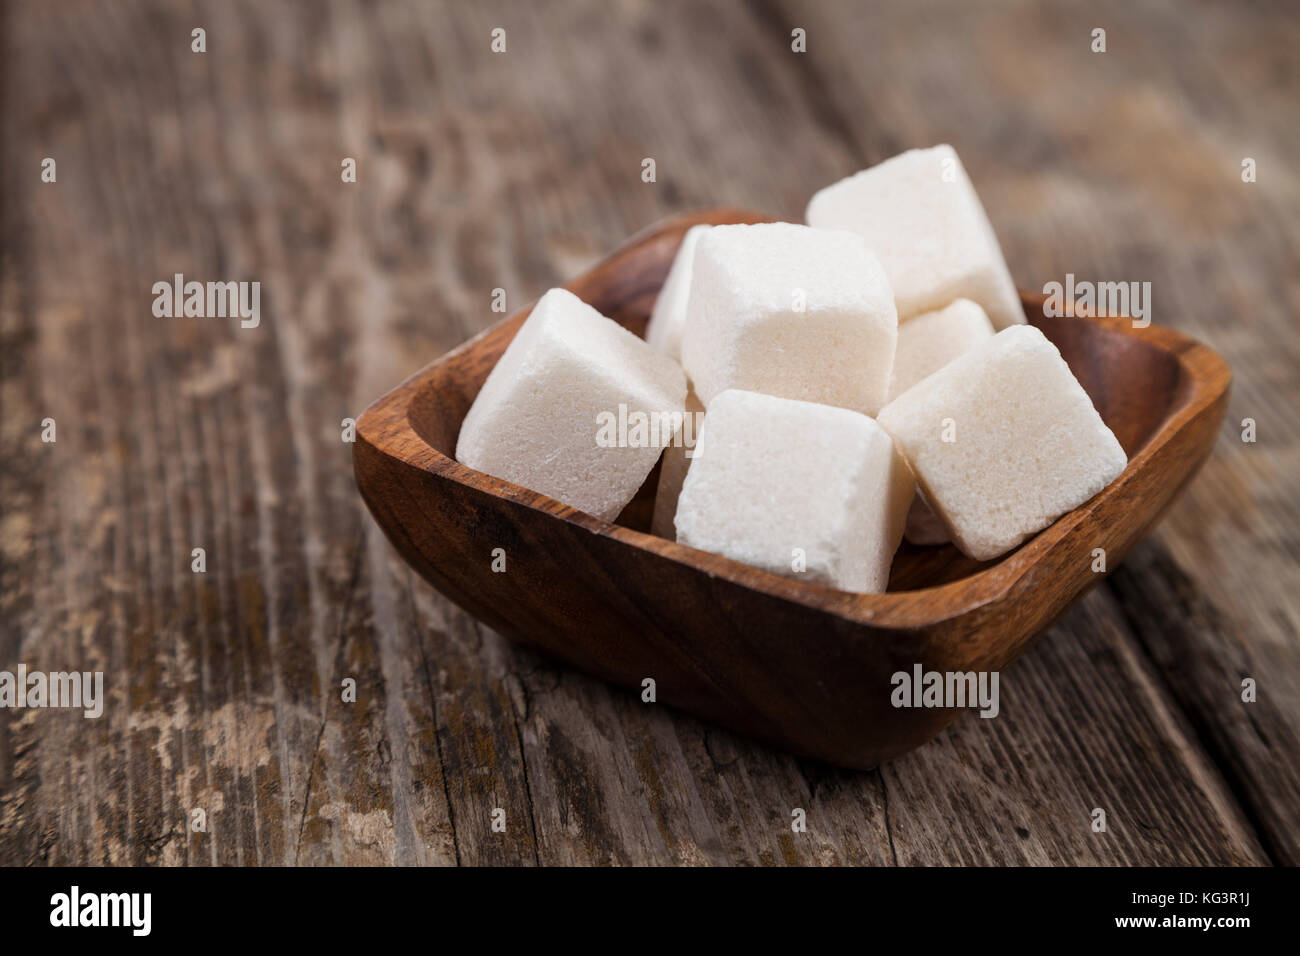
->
[355, 207, 1231, 769]
[1, 0, 1294, 865]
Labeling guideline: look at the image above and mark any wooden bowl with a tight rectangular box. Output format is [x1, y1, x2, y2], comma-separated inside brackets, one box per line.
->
[353, 208, 1231, 769]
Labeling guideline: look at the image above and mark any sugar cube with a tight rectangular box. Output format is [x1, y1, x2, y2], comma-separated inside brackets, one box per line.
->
[456, 287, 688, 521]
[877, 325, 1127, 561]
[680, 222, 898, 415]
[645, 224, 710, 361]
[651, 388, 705, 539]
[674, 389, 914, 593]
[887, 298, 996, 547]
[806, 145, 1025, 330]
[888, 298, 995, 402]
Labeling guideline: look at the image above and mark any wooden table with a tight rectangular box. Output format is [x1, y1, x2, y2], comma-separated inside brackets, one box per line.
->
[2, 0, 1296, 866]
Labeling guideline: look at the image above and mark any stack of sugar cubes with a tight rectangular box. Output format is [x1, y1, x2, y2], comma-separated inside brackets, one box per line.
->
[457, 145, 1127, 592]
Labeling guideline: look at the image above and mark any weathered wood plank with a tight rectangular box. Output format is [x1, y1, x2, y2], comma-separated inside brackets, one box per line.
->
[783, 0, 1299, 863]
[0, 0, 1293, 866]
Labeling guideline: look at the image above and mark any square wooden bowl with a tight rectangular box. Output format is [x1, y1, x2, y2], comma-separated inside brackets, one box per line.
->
[353, 209, 1231, 769]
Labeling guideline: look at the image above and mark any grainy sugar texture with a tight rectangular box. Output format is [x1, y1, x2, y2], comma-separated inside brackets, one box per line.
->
[878, 325, 1127, 560]
[457, 287, 688, 520]
[889, 298, 996, 402]
[645, 224, 711, 361]
[887, 298, 997, 545]
[681, 222, 898, 415]
[806, 145, 1024, 331]
[675, 389, 913, 593]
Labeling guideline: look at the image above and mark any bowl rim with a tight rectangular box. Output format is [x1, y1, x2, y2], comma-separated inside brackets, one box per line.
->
[356, 208, 1232, 630]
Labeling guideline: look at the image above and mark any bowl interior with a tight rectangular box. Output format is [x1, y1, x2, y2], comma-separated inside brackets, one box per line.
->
[406, 219, 1184, 593]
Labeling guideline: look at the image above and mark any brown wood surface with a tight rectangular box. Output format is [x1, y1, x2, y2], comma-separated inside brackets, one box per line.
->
[1, 0, 1296, 865]
[355, 208, 1231, 771]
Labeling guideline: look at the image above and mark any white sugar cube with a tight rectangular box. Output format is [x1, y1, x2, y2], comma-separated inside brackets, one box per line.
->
[877, 325, 1127, 561]
[651, 388, 705, 539]
[681, 222, 898, 415]
[806, 145, 1025, 330]
[887, 299, 996, 547]
[456, 287, 687, 521]
[645, 224, 710, 360]
[889, 299, 996, 402]
[675, 389, 913, 593]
